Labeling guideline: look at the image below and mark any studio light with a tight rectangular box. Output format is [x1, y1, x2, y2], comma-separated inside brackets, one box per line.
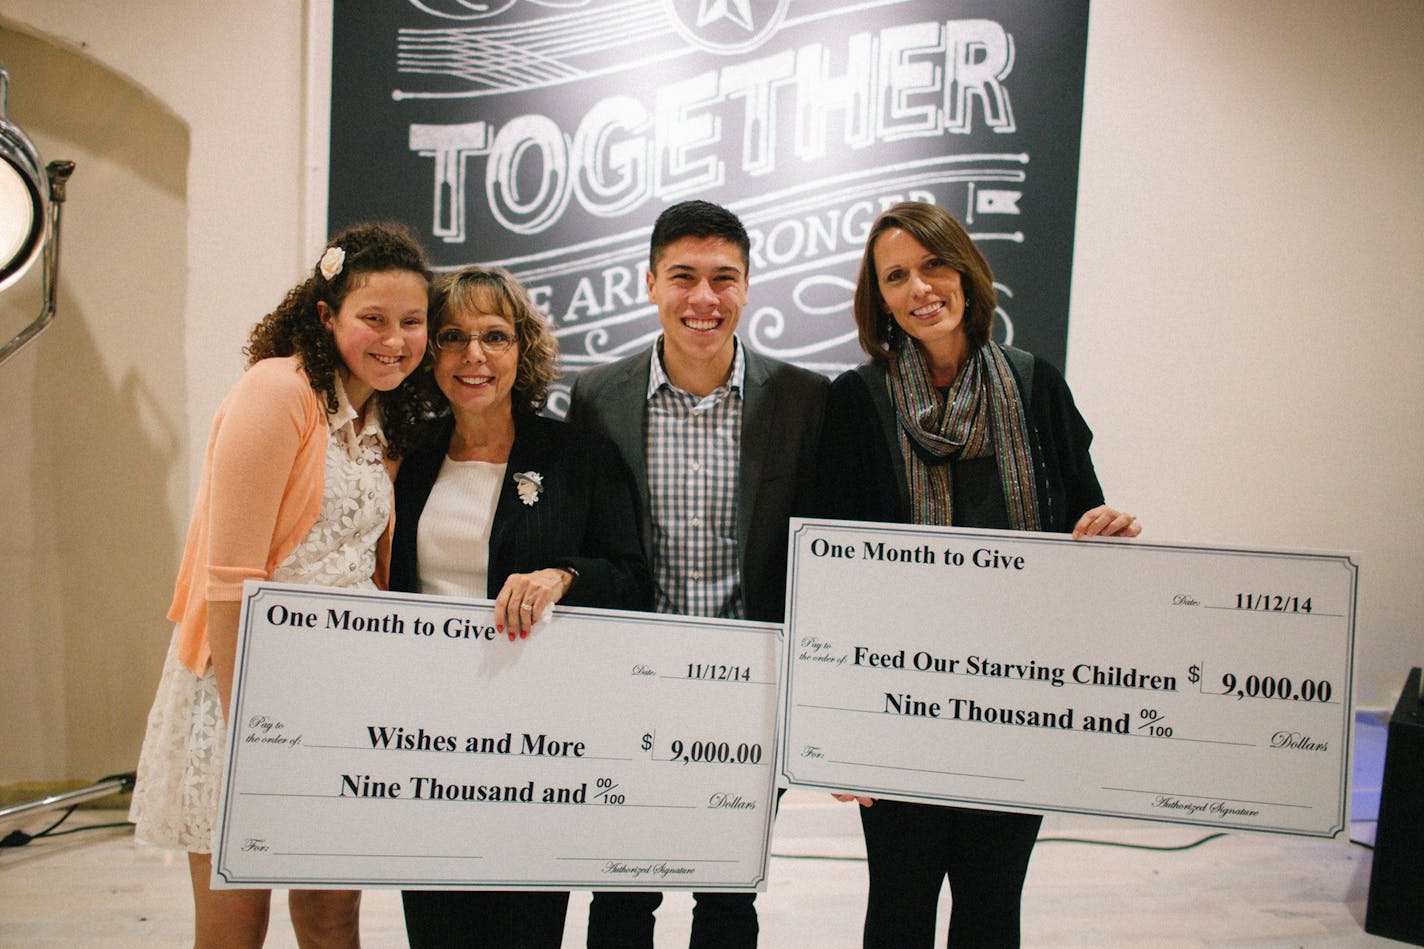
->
[0, 62, 93, 837]
[0, 62, 74, 366]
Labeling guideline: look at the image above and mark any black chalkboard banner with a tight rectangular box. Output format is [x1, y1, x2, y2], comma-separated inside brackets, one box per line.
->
[330, 0, 1089, 409]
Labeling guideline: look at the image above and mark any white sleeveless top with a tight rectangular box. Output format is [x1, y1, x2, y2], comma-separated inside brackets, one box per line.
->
[416, 457, 506, 597]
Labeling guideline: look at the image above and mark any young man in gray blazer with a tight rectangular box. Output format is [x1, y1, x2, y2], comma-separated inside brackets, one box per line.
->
[566, 200, 828, 949]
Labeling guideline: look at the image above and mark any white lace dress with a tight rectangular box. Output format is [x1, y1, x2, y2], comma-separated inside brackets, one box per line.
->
[129, 394, 392, 852]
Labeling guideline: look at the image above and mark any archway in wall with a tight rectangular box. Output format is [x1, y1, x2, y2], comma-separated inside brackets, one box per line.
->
[0, 21, 189, 789]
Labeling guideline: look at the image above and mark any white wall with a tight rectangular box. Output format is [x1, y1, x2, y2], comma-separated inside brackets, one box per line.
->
[1069, 0, 1424, 708]
[0, 0, 1418, 781]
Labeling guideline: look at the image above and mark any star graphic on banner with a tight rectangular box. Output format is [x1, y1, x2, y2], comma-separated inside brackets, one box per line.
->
[696, 0, 755, 32]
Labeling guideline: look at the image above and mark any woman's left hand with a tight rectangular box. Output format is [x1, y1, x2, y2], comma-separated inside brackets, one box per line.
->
[494, 568, 575, 640]
[1071, 504, 1142, 539]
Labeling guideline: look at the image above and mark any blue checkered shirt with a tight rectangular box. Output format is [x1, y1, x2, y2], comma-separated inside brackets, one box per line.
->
[645, 340, 746, 619]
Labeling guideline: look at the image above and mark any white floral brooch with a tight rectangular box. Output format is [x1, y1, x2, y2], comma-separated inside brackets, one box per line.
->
[513, 471, 543, 506]
[319, 246, 345, 280]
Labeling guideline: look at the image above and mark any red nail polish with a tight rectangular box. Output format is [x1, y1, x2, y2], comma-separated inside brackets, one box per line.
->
[521, 628, 529, 639]
[496, 624, 504, 633]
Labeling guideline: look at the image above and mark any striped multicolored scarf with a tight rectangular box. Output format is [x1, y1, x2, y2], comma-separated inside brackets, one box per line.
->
[887, 341, 1042, 531]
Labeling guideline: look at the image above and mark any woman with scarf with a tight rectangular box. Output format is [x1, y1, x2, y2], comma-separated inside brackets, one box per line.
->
[816, 201, 1141, 948]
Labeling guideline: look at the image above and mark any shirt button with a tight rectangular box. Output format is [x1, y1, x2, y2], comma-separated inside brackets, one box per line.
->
[690, 516, 701, 527]
[690, 571, 702, 581]
[691, 461, 701, 473]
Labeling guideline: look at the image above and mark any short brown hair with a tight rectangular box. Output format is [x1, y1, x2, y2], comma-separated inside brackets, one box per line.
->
[431, 266, 558, 411]
[650, 200, 750, 274]
[852, 202, 996, 363]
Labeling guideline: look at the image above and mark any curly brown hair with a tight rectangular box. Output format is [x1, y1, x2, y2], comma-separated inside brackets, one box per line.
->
[429, 266, 559, 412]
[852, 202, 997, 363]
[244, 221, 440, 457]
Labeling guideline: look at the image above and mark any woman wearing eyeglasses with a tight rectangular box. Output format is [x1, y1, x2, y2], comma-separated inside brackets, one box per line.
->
[390, 267, 650, 948]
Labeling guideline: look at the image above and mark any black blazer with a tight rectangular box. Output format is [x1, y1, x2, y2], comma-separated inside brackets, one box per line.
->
[565, 344, 828, 622]
[390, 411, 651, 612]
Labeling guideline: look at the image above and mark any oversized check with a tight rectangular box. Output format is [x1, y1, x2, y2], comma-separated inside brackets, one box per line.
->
[213, 581, 779, 889]
[779, 519, 1357, 838]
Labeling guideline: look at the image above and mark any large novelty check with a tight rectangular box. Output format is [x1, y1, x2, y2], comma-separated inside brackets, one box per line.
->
[213, 582, 779, 889]
[779, 519, 1357, 838]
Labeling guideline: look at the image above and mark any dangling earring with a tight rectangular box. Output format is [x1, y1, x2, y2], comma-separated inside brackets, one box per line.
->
[884, 313, 900, 348]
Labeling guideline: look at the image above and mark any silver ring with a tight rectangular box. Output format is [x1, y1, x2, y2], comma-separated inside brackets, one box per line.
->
[520, 604, 534, 612]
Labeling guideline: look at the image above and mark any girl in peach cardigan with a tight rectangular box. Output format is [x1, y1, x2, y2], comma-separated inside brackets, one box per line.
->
[130, 222, 437, 948]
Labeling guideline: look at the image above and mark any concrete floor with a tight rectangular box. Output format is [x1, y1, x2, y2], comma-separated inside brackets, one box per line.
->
[0, 786, 1401, 948]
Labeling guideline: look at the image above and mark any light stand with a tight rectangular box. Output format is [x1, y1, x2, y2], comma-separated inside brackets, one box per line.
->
[0, 61, 93, 839]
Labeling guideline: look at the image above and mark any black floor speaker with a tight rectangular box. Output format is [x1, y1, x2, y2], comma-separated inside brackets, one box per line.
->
[1365, 666, 1424, 945]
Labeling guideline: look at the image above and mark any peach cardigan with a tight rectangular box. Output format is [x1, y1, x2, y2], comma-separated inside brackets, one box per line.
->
[168, 356, 394, 674]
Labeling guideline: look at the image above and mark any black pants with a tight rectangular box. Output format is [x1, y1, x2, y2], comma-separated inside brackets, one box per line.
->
[585, 787, 781, 948]
[859, 800, 1041, 949]
[586, 890, 759, 949]
[402, 889, 569, 948]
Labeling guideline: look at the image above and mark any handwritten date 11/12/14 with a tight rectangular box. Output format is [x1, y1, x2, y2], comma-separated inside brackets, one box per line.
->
[1234, 593, 1312, 613]
[686, 663, 752, 682]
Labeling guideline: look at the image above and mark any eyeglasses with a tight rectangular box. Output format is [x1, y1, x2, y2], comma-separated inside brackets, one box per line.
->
[432, 326, 517, 355]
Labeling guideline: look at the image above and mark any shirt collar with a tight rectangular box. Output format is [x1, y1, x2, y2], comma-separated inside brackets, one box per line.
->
[329, 372, 389, 447]
[646, 336, 745, 402]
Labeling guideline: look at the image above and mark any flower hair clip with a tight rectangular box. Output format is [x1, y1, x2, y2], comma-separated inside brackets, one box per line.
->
[513, 471, 543, 506]
[319, 246, 345, 281]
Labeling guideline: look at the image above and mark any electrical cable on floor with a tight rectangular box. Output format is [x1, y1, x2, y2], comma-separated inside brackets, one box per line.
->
[1, 805, 134, 848]
[1035, 832, 1227, 851]
[774, 822, 1385, 862]
[0, 772, 136, 849]
[770, 831, 1232, 862]
[2, 806, 73, 848]
[1349, 818, 1377, 850]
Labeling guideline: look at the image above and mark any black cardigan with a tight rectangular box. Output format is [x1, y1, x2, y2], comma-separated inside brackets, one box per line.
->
[390, 411, 652, 612]
[814, 349, 1105, 533]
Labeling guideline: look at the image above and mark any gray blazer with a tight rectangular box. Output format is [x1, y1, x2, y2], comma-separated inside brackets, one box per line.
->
[565, 344, 828, 623]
